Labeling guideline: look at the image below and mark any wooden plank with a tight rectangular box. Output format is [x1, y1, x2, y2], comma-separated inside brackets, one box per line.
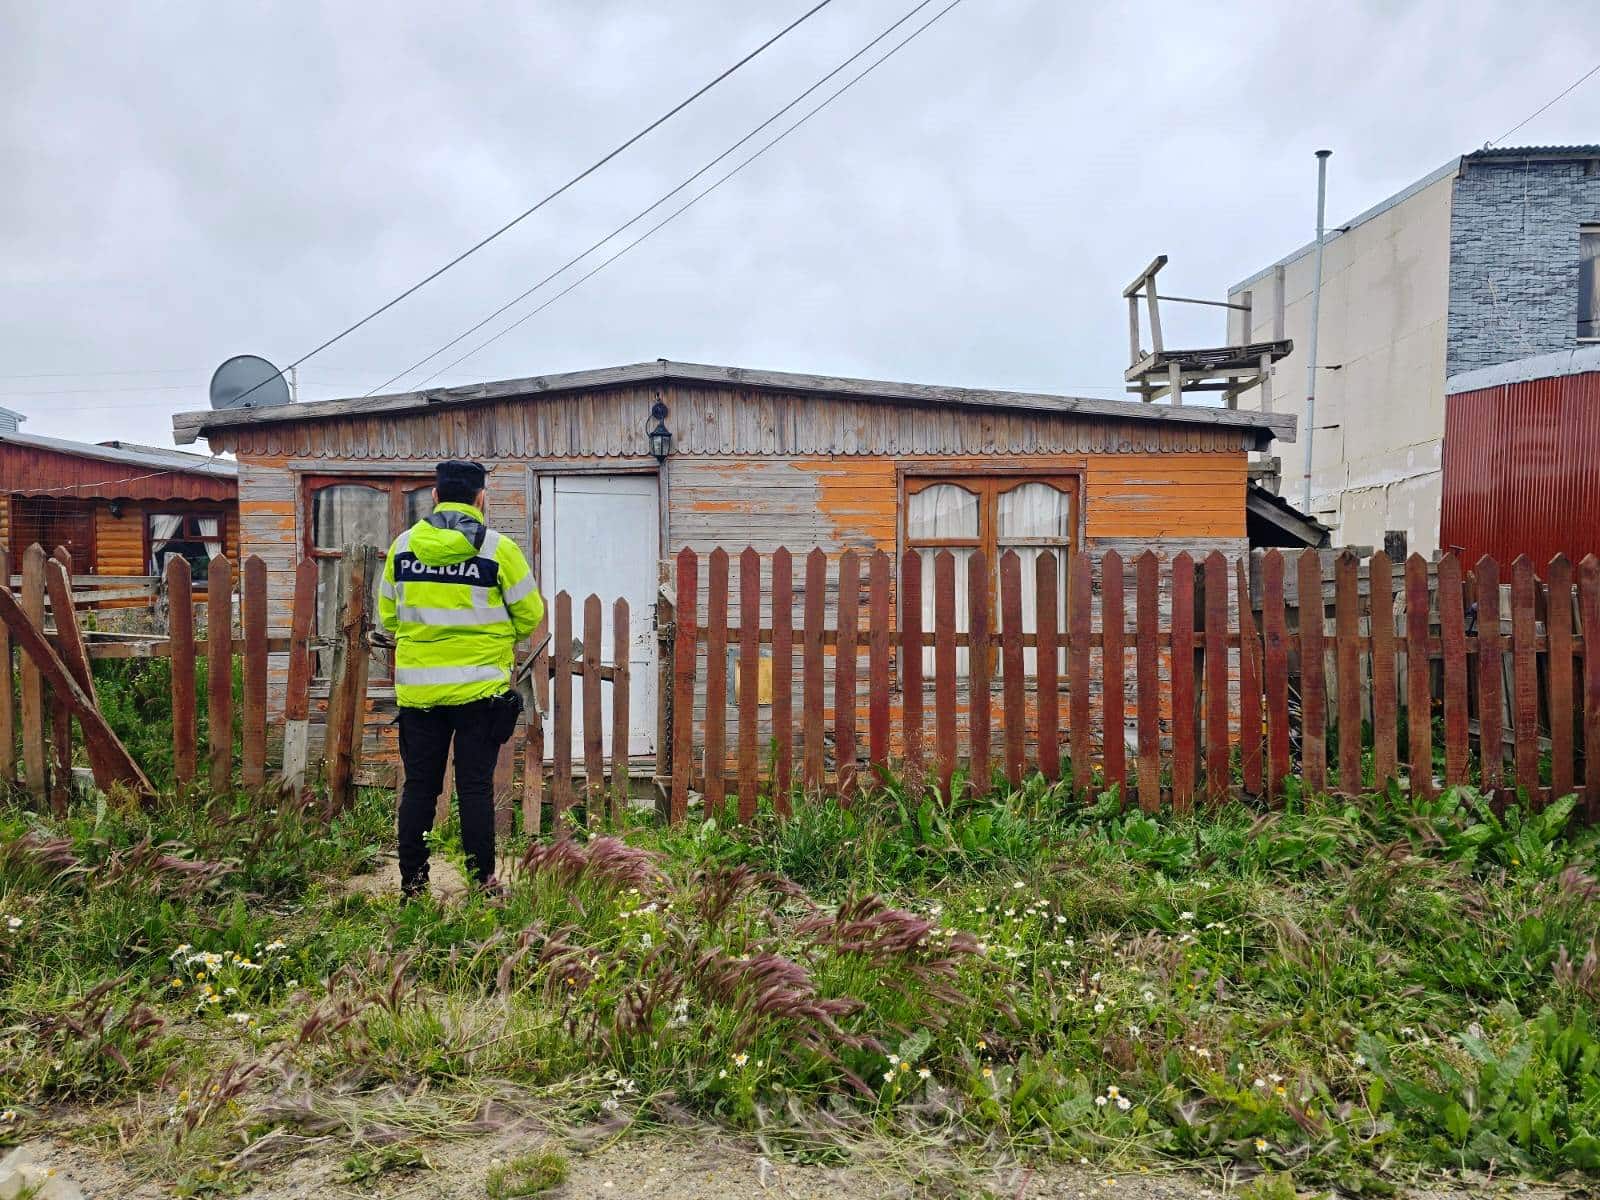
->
[1135, 550, 1160, 811]
[582, 593, 604, 811]
[1404, 554, 1433, 800]
[900, 550, 923, 780]
[738, 548, 761, 821]
[0, 583, 154, 802]
[280, 558, 316, 796]
[1068, 551, 1091, 794]
[1370, 550, 1397, 786]
[1580, 556, 1600, 821]
[1547, 555, 1575, 803]
[1203, 550, 1230, 805]
[1334, 550, 1361, 793]
[704, 549, 729, 814]
[1511, 556, 1540, 801]
[44, 557, 119, 792]
[1034, 552, 1061, 784]
[1296, 549, 1326, 796]
[966, 549, 992, 788]
[1475, 556, 1504, 797]
[45, 548, 70, 815]
[771, 547, 794, 812]
[208, 556, 234, 798]
[835, 549, 860, 802]
[523, 624, 548, 836]
[670, 549, 697, 824]
[611, 598, 630, 825]
[802, 548, 825, 794]
[1263, 550, 1290, 803]
[1101, 550, 1127, 799]
[552, 591, 574, 821]
[0, 549, 11, 786]
[1169, 552, 1196, 811]
[1000, 550, 1025, 787]
[867, 550, 891, 773]
[933, 550, 958, 797]
[1235, 556, 1262, 796]
[1438, 554, 1470, 787]
[240, 555, 268, 789]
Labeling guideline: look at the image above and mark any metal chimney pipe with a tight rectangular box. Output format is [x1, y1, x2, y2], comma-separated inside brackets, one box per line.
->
[1302, 150, 1332, 514]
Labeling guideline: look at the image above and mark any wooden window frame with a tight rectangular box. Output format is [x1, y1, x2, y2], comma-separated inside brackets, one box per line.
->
[301, 474, 434, 683]
[1581, 223, 1600, 343]
[143, 507, 227, 578]
[901, 471, 1082, 586]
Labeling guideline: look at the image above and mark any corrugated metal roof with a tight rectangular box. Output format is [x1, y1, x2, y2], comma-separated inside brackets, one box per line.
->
[0, 430, 236, 478]
[172, 358, 1298, 446]
[1465, 144, 1600, 160]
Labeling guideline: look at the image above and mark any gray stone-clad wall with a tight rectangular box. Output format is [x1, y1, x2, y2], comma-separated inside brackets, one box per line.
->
[1447, 158, 1600, 375]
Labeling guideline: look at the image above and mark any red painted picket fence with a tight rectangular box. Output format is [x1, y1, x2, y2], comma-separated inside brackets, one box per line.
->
[665, 545, 1600, 822]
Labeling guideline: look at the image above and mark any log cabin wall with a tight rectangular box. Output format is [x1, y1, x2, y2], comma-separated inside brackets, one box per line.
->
[212, 377, 1260, 783]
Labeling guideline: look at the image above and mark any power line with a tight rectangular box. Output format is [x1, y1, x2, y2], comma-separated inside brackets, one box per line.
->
[1485, 59, 1600, 147]
[410, 0, 969, 389]
[222, 0, 837, 410]
[368, 0, 941, 397]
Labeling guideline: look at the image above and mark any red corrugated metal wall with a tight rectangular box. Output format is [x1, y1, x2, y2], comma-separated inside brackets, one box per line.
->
[1442, 370, 1600, 568]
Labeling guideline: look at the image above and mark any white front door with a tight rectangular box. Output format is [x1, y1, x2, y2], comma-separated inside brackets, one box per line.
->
[537, 473, 659, 758]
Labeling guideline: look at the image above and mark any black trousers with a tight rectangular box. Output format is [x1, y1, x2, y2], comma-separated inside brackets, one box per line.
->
[397, 697, 501, 893]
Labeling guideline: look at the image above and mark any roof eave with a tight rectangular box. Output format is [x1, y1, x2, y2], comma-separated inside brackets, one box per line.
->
[173, 358, 1296, 448]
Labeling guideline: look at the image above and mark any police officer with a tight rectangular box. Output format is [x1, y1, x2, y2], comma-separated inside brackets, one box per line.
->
[378, 460, 544, 898]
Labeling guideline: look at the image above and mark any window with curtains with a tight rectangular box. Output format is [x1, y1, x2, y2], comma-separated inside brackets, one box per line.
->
[1581, 225, 1600, 341]
[147, 512, 224, 582]
[904, 475, 1078, 672]
[303, 476, 433, 679]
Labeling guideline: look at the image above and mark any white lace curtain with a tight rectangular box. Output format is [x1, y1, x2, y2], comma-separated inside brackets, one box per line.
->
[908, 484, 976, 672]
[1581, 229, 1599, 340]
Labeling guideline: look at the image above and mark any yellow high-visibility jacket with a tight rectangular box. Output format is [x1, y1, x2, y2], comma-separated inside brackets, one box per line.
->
[378, 502, 544, 708]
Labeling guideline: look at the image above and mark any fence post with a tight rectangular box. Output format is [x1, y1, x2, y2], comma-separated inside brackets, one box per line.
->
[582, 593, 604, 811]
[1032, 551, 1058, 784]
[611, 597, 631, 825]
[704, 551, 729, 812]
[1404, 554, 1433, 799]
[770, 548, 793, 810]
[323, 548, 368, 816]
[835, 549, 860, 803]
[207, 556, 235, 798]
[1102, 551, 1127, 801]
[1263, 550, 1290, 804]
[47, 548, 73, 816]
[1296, 549, 1327, 796]
[1069, 551, 1093, 796]
[44, 556, 113, 791]
[1370, 550, 1398, 786]
[241, 555, 269, 789]
[280, 558, 317, 798]
[168, 557, 197, 790]
[0, 548, 11, 788]
[1475, 556, 1504, 799]
[1135, 550, 1161, 812]
[1547, 555, 1575, 803]
[1334, 550, 1362, 793]
[522, 619, 549, 836]
[933, 549, 957, 797]
[999, 550, 1025, 788]
[1579, 555, 1600, 822]
[1170, 552, 1197, 810]
[20, 545, 48, 806]
[670, 549, 698, 824]
[551, 591, 574, 821]
[739, 548, 762, 818]
[1235, 556, 1263, 797]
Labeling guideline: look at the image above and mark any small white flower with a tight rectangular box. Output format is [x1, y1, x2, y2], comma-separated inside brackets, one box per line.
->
[917, 1067, 931, 1080]
[1179, 911, 1195, 922]
[223, 986, 238, 996]
[1116, 1097, 1131, 1111]
[888, 1054, 900, 1066]
[1094, 1002, 1106, 1014]
[1012, 880, 1025, 889]
[230, 1012, 254, 1026]
[718, 1069, 727, 1079]
[5, 916, 22, 931]
[883, 1071, 895, 1083]
[1254, 1078, 1267, 1090]
[1094, 1095, 1108, 1107]
[601, 1098, 619, 1112]
[733, 1052, 748, 1067]
[1353, 1053, 1368, 1068]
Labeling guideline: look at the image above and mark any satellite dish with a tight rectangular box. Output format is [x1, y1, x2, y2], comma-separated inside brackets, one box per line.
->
[209, 354, 291, 410]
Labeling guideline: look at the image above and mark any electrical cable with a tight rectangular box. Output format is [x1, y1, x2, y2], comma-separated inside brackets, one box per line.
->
[216, 0, 838, 410]
[367, 0, 940, 396]
[1485, 60, 1600, 147]
[409, 0, 968, 389]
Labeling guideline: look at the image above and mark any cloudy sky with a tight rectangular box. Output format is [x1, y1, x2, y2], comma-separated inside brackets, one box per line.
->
[3, 0, 1596, 451]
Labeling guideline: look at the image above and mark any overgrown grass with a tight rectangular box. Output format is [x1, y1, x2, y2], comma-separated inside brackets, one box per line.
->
[1, 772, 1597, 1192]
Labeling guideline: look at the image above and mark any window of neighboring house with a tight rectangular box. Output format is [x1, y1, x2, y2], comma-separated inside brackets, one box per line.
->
[303, 476, 434, 680]
[1581, 225, 1600, 341]
[147, 512, 225, 582]
[904, 475, 1079, 672]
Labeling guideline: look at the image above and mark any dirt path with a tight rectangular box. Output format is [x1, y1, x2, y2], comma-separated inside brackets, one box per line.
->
[12, 1131, 1586, 1200]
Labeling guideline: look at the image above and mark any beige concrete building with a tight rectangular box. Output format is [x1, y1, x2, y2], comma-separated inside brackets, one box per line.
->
[1227, 163, 1455, 553]
[1225, 145, 1600, 554]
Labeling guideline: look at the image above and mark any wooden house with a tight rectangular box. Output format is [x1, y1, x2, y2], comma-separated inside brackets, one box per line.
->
[1, 429, 238, 591]
[172, 359, 1295, 780]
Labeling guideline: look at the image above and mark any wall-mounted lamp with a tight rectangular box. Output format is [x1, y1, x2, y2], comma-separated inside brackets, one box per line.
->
[646, 399, 673, 464]
[108, 500, 124, 518]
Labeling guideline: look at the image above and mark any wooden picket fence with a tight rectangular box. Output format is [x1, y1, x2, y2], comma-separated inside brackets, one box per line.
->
[664, 545, 1600, 822]
[0, 540, 642, 830]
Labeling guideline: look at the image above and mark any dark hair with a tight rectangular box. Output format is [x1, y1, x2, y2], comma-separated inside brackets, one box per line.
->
[435, 479, 481, 504]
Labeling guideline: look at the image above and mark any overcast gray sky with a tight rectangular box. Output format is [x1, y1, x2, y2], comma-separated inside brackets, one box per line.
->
[3, 0, 1597, 450]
